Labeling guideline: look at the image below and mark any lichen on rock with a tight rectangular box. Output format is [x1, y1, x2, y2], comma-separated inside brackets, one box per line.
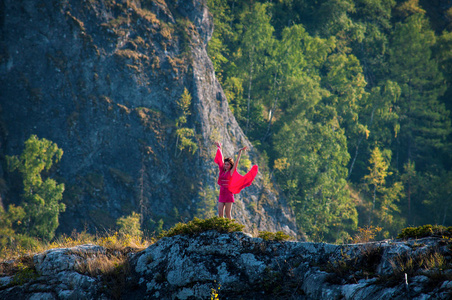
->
[1, 232, 451, 299]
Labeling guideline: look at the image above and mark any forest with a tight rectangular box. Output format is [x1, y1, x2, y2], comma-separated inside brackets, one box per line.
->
[1, 0, 451, 251]
[206, 0, 452, 242]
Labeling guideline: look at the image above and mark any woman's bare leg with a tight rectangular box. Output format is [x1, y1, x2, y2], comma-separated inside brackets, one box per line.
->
[224, 203, 233, 220]
[218, 202, 225, 218]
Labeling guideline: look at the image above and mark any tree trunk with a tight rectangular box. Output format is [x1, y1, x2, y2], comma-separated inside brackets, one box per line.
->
[263, 71, 280, 141]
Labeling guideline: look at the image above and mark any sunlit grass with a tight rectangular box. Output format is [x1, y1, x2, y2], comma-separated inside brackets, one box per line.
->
[0, 230, 150, 263]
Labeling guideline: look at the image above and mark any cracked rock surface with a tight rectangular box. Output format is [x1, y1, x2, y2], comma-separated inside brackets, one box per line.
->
[1, 231, 451, 299]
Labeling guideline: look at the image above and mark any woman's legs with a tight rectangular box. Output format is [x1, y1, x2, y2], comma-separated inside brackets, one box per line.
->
[224, 202, 233, 220]
[218, 202, 226, 218]
[218, 202, 233, 219]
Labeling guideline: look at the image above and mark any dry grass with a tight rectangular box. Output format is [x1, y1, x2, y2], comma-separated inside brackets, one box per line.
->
[389, 250, 451, 280]
[0, 236, 46, 262]
[72, 248, 128, 277]
[114, 49, 149, 62]
[160, 22, 174, 40]
[129, 3, 160, 25]
[0, 229, 148, 300]
[0, 230, 150, 264]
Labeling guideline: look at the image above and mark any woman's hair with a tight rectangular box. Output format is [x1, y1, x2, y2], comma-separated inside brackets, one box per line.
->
[224, 157, 234, 169]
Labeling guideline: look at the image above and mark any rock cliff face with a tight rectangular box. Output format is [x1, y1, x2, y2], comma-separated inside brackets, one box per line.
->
[1, 232, 451, 299]
[0, 0, 296, 235]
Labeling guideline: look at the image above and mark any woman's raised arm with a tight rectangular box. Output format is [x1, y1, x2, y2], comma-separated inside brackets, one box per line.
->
[214, 141, 224, 167]
[231, 146, 247, 175]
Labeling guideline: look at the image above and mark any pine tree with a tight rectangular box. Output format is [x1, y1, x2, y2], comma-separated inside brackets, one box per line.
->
[363, 146, 391, 220]
[362, 146, 404, 236]
[175, 88, 197, 155]
[389, 13, 449, 168]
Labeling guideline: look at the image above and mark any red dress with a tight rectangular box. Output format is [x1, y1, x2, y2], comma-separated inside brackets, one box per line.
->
[218, 167, 234, 203]
[214, 147, 258, 203]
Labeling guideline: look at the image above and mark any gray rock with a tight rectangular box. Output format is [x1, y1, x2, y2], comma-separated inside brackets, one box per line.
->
[1, 235, 451, 299]
[0, 276, 12, 287]
[34, 244, 105, 276]
[28, 293, 56, 300]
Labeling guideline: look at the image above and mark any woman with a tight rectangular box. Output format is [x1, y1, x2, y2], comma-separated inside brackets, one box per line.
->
[214, 142, 258, 219]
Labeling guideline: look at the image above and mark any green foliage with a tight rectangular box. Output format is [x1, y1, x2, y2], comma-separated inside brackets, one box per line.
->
[6, 135, 63, 194]
[397, 224, 452, 239]
[226, 2, 274, 138]
[6, 135, 66, 241]
[0, 204, 25, 231]
[363, 147, 391, 192]
[176, 87, 192, 125]
[196, 186, 219, 219]
[205, 0, 452, 244]
[258, 231, 294, 242]
[389, 13, 449, 165]
[361, 146, 405, 237]
[116, 212, 143, 238]
[159, 217, 245, 238]
[175, 88, 198, 155]
[175, 128, 198, 154]
[206, 0, 233, 84]
[349, 225, 382, 243]
[274, 117, 357, 242]
[420, 170, 452, 225]
[11, 261, 38, 285]
[145, 217, 165, 237]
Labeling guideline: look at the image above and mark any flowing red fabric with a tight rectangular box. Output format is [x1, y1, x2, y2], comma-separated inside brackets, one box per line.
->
[228, 165, 258, 194]
[214, 148, 258, 194]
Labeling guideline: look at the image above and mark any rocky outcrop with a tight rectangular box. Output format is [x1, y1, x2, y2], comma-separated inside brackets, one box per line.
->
[0, 0, 296, 235]
[1, 232, 451, 299]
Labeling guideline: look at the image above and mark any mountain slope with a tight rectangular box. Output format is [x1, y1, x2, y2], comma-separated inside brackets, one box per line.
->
[0, 0, 296, 236]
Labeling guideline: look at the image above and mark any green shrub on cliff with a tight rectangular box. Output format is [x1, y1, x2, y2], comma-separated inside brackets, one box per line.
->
[258, 231, 294, 242]
[397, 225, 452, 240]
[175, 88, 198, 156]
[159, 217, 245, 238]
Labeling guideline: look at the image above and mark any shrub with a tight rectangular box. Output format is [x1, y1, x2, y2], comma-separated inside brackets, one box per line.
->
[116, 212, 143, 238]
[159, 217, 244, 238]
[350, 226, 382, 244]
[397, 224, 452, 240]
[11, 261, 38, 285]
[0, 255, 38, 286]
[258, 231, 294, 242]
